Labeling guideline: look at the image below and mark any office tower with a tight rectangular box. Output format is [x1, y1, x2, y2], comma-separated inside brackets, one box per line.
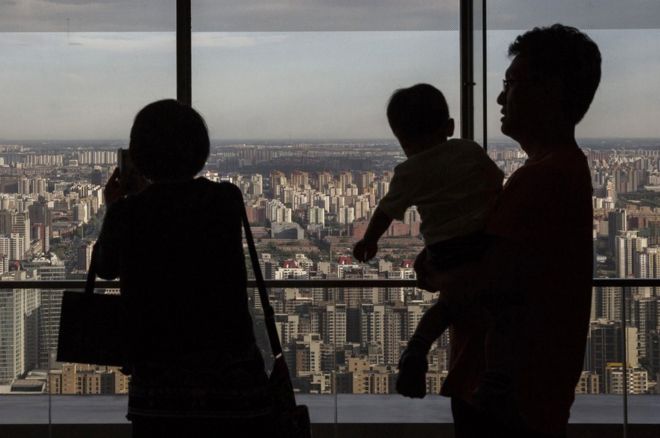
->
[608, 209, 627, 254]
[615, 231, 648, 278]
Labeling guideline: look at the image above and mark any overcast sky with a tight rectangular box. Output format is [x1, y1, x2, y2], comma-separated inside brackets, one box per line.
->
[0, 1, 659, 141]
[1, 0, 659, 31]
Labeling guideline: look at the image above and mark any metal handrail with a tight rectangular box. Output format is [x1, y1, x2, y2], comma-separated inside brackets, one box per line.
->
[1, 278, 659, 289]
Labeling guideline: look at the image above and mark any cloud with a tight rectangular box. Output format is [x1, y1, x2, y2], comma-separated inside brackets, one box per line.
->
[2, 0, 658, 32]
[68, 32, 174, 52]
[44, 0, 112, 4]
[192, 33, 288, 49]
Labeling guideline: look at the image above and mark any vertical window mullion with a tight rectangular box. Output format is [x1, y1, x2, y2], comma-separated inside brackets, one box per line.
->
[481, 0, 487, 151]
[460, 0, 474, 140]
[177, 0, 192, 106]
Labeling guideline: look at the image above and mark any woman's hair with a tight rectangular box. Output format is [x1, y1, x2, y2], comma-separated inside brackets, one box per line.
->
[129, 99, 210, 181]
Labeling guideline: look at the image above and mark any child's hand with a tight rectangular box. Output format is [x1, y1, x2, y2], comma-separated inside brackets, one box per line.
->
[353, 239, 378, 262]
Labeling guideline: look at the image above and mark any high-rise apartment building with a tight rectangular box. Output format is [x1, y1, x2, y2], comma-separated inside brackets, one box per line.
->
[322, 304, 347, 346]
[636, 246, 660, 278]
[12, 213, 30, 256]
[0, 287, 39, 384]
[608, 209, 627, 254]
[615, 230, 648, 277]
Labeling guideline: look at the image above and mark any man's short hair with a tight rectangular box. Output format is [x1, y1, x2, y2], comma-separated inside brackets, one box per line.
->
[387, 83, 449, 142]
[509, 24, 601, 125]
[130, 99, 210, 181]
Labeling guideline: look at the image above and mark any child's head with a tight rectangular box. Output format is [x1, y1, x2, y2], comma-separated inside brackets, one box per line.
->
[387, 84, 454, 156]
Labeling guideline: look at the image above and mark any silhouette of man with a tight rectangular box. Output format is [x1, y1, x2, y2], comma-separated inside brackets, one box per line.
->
[410, 24, 601, 438]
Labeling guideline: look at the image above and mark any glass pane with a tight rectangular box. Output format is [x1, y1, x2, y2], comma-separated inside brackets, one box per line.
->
[192, 31, 460, 142]
[0, 289, 49, 423]
[192, 0, 458, 31]
[484, 1, 660, 428]
[0, 2, 175, 430]
[193, 0, 459, 426]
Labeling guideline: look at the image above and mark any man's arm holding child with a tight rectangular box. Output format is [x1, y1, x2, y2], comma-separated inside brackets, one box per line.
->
[353, 207, 393, 262]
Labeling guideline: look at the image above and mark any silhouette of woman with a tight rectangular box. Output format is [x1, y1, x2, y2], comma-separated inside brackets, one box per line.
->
[96, 99, 271, 437]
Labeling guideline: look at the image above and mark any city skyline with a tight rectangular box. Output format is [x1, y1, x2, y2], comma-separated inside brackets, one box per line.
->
[0, 141, 659, 395]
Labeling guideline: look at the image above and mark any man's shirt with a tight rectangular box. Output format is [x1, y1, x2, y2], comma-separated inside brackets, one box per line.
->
[441, 144, 594, 435]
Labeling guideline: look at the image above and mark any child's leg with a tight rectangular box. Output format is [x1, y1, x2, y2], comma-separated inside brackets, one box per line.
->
[396, 295, 453, 398]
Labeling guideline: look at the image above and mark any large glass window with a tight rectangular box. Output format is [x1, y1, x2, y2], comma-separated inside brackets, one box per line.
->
[1, 1, 659, 432]
[191, 1, 460, 425]
[480, 0, 660, 424]
[0, 0, 175, 426]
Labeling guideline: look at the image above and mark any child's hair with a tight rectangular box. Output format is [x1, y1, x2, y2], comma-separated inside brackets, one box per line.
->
[387, 83, 449, 142]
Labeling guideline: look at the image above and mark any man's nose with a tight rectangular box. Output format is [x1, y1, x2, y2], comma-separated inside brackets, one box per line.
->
[497, 89, 505, 106]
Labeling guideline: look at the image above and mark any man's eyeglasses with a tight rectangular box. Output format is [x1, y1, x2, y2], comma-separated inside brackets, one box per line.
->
[502, 79, 532, 91]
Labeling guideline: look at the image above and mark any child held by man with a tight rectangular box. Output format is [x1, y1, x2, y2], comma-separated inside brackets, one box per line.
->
[353, 83, 505, 399]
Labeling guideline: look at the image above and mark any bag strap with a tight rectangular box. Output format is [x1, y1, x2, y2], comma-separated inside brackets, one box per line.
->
[239, 200, 284, 358]
[85, 245, 100, 295]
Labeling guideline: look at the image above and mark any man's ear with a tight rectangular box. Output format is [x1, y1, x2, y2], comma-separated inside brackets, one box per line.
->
[445, 118, 455, 138]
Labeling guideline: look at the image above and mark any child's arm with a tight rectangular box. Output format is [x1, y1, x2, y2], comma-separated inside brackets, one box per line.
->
[353, 206, 393, 262]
